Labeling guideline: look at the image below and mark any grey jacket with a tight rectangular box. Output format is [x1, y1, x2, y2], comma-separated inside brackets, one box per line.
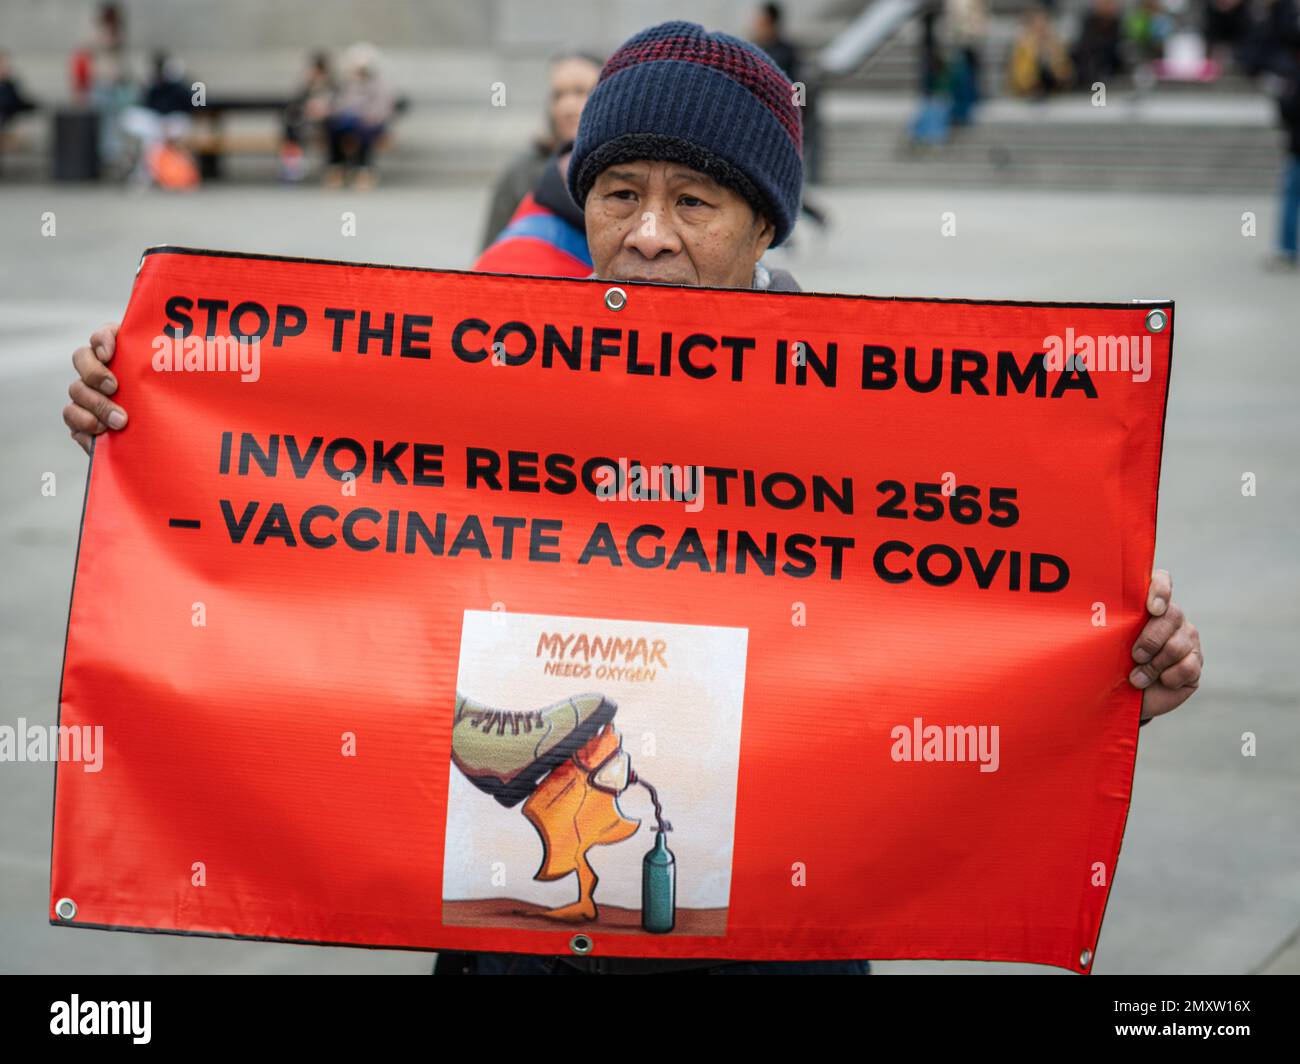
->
[753, 261, 801, 292]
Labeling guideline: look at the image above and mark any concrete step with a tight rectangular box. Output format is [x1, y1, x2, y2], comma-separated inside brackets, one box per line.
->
[814, 10, 1261, 95]
[821, 91, 1284, 192]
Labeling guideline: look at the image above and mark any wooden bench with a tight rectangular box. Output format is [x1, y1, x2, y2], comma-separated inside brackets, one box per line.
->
[187, 95, 408, 178]
[0, 107, 42, 176]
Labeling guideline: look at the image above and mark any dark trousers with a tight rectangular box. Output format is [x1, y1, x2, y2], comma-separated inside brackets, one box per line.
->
[325, 113, 383, 167]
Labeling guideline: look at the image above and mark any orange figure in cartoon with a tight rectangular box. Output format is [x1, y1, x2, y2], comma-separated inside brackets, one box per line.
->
[450, 691, 644, 922]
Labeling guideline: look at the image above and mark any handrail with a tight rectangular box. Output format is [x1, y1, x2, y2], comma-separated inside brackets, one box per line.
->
[818, 0, 923, 76]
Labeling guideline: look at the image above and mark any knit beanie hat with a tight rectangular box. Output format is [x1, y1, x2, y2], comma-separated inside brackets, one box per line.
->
[566, 20, 804, 247]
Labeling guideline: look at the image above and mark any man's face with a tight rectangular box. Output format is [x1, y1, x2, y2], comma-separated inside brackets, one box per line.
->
[585, 160, 776, 288]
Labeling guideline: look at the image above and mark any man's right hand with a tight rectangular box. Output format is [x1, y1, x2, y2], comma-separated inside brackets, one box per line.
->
[63, 322, 127, 455]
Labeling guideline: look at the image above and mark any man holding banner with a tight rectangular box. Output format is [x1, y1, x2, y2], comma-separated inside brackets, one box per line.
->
[57, 21, 1202, 976]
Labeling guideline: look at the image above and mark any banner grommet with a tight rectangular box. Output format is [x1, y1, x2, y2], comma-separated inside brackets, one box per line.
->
[55, 897, 77, 921]
[569, 933, 594, 955]
[1144, 308, 1168, 333]
[604, 286, 627, 312]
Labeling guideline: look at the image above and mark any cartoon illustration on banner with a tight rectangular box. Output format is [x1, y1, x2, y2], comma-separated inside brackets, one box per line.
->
[442, 611, 748, 936]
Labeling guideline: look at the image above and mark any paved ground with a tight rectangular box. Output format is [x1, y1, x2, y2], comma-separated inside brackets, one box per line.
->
[0, 181, 1296, 974]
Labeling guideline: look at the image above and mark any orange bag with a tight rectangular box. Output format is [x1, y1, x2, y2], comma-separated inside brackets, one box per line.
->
[148, 142, 199, 190]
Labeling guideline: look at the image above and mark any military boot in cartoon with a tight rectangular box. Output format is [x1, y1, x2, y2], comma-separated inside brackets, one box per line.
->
[451, 692, 618, 808]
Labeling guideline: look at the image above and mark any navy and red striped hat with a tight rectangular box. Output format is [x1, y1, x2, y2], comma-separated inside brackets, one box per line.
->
[566, 20, 804, 247]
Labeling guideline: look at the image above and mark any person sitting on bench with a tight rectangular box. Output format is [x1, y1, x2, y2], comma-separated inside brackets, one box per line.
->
[0, 51, 36, 135]
[323, 42, 395, 190]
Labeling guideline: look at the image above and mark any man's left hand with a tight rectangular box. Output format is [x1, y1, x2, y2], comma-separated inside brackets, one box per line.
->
[1130, 569, 1203, 721]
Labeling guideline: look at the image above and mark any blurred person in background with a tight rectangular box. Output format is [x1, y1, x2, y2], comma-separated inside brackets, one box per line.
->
[1272, 70, 1300, 270]
[944, 0, 989, 124]
[1123, 0, 1174, 79]
[1072, 0, 1127, 88]
[750, 2, 828, 227]
[0, 50, 37, 177]
[1240, 0, 1300, 76]
[90, 51, 136, 176]
[479, 52, 601, 251]
[70, 1, 134, 173]
[120, 52, 198, 188]
[917, 0, 947, 100]
[751, 1, 797, 75]
[1239, 0, 1300, 269]
[1008, 6, 1074, 98]
[281, 51, 336, 183]
[0, 51, 37, 134]
[1203, 0, 1251, 67]
[1264, 29, 1300, 269]
[909, 0, 954, 145]
[70, 1, 125, 103]
[324, 43, 396, 190]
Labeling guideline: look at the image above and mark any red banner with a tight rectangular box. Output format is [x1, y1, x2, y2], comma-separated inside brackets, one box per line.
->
[51, 247, 1173, 971]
